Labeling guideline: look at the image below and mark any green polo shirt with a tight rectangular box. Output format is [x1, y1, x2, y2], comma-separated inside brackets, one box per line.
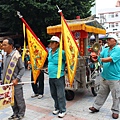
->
[48, 48, 66, 78]
[100, 45, 120, 80]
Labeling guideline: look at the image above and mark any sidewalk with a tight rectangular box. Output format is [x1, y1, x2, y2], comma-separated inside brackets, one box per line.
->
[0, 70, 117, 120]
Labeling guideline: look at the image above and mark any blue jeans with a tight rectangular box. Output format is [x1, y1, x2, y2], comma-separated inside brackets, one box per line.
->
[49, 76, 66, 112]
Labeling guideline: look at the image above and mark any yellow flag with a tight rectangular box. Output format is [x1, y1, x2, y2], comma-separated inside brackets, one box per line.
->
[61, 14, 79, 86]
[57, 34, 62, 78]
[26, 28, 48, 83]
[18, 14, 48, 83]
[22, 23, 26, 62]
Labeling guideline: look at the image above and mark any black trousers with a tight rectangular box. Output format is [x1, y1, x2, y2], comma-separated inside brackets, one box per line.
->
[31, 70, 44, 95]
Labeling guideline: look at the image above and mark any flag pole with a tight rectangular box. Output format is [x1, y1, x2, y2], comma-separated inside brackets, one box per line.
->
[56, 5, 62, 13]
[56, 6, 81, 52]
[0, 81, 34, 87]
[17, 11, 23, 18]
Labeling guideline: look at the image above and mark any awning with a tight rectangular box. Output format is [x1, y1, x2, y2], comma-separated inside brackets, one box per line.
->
[47, 19, 106, 35]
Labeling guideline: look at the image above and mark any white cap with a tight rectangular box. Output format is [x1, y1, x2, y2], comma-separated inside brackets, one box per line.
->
[106, 34, 118, 42]
[48, 36, 60, 43]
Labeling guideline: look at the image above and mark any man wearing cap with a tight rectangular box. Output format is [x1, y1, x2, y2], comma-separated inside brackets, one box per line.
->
[89, 34, 120, 119]
[48, 36, 66, 118]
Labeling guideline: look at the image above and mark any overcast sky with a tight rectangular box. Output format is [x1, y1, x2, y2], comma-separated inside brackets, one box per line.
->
[91, 0, 117, 15]
[96, 0, 117, 9]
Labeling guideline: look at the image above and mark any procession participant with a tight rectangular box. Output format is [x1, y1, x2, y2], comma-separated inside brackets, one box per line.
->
[15, 44, 22, 55]
[2, 37, 26, 120]
[31, 70, 44, 99]
[48, 36, 66, 118]
[99, 40, 104, 51]
[89, 34, 120, 119]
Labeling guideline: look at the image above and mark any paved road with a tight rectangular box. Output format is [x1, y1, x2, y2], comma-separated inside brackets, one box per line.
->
[0, 70, 118, 120]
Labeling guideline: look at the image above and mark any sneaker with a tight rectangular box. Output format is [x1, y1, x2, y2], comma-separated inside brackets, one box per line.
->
[58, 111, 67, 118]
[38, 95, 43, 99]
[8, 115, 17, 120]
[31, 94, 39, 98]
[52, 109, 59, 115]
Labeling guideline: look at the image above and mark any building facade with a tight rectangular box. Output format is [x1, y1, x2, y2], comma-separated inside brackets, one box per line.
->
[97, 7, 120, 38]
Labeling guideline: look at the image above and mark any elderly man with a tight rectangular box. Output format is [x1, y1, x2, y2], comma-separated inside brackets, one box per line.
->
[2, 37, 26, 120]
[89, 34, 120, 119]
[48, 36, 66, 118]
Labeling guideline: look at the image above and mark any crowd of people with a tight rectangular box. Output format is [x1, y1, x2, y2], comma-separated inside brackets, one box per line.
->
[0, 33, 120, 120]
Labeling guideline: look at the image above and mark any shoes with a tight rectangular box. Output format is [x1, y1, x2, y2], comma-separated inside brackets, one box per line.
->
[31, 94, 39, 98]
[58, 111, 67, 118]
[89, 107, 99, 113]
[38, 95, 43, 99]
[53, 109, 59, 115]
[8, 115, 24, 120]
[8, 115, 17, 120]
[15, 116, 24, 120]
[112, 113, 119, 119]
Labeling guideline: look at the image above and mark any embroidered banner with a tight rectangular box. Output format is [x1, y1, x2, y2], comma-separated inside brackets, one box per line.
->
[26, 28, 48, 83]
[60, 12, 79, 86]
[18, 15, 48, 83]
[0, 84, 14, 110]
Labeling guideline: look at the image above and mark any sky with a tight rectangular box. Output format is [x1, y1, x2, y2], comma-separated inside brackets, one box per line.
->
[91, 0, 117, 15]
[96, 0, 117, 9]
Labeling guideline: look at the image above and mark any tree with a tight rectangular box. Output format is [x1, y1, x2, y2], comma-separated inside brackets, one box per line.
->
[0, 0, 95, 46]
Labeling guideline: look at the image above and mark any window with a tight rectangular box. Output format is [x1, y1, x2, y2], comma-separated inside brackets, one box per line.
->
[111, 14, 114, 18]
[115, 13, 118, 17]
[109, 13, 114, 18]
[100, 14, 104, 18]
[111, 23, 114, 27]
[116, 23, 118, 27]
[109, 23, 115, 28]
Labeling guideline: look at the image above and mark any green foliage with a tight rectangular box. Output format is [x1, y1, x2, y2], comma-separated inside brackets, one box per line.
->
[0, 0, 95, 46]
